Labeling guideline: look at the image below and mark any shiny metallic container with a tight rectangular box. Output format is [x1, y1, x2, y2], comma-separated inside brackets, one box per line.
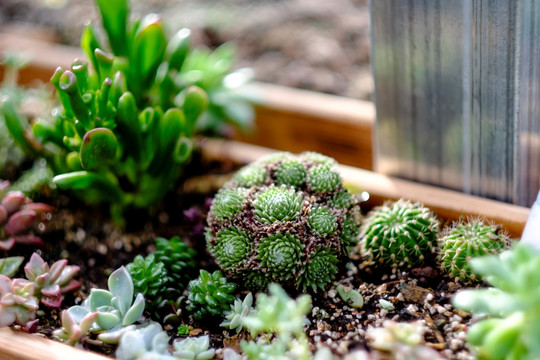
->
[370, 1, 540, 206]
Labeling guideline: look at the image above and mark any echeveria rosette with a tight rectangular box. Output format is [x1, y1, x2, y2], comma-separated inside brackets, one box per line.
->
[186, 269, 237, 323]
[206, 151, 361, 292]
[360, 199, 439, 267]
[438, 219, 510, 283]
[221, 292, 255, 334]
[452, 243, 540, 360]
[0, 275, 38, 327]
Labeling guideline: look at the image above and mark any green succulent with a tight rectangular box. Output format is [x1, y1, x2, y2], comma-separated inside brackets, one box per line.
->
[453, 243, 540, 360]
[221, 292, 255, 333]
[126, 254, 167, 301]
[207, 152, 361, 292]
[438, 219, 510, 282]
[360, 199, 439, 267]
[172, 335, 215, 360]
[297, 247, 339, 292]
[0, 256, 23, 277]
[154, 236, 197, 293]
[186, 270, 237, 322]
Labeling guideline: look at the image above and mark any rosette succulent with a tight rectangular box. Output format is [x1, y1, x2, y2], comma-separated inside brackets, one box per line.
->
[221, 292, 255, 333]
[0, 184, 54, 251]
[438, 218, 510, 282]
[360, 199, 439, 267]
[206, 151, 361, 292]
[0, 275, 39, 327]
[186, 269, 236, 322]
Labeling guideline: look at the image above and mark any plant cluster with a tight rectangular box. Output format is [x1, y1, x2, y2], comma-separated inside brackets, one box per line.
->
[206, 151, 362, 292]
[0, 182, 54, 251]
[453, 243, 540, 360]
[1, 0, 253, 223]
[0, 252, 80, 327]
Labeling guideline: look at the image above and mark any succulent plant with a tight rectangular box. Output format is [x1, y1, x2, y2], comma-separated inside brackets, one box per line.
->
[438, 218, 510, 282]
[366, 320, 444, 360]
[453, 243, 540, 360]
[24, 252, 81, 308]
[0, 275, 38, 327]
[221, 292, 255, 333]
[126, 254, 167, 307]
[0, 186, 54, 251]
[0, 256, 23, 277]
[186, 269, 237, 322]
[1, 0, 253, 222]
[360, 199, 439, 267]
[172, 335, 215, 360]
[240, 284, 312, 360]
[67, 266, 145, 343]
[154, 236, 198, 294]
[116, 322, 171, 360]
[206, 151, 362, 292]
[53, 309, 98, 347]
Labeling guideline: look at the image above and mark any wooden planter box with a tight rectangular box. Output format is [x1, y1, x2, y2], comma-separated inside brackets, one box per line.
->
[0, 30, 530, 359]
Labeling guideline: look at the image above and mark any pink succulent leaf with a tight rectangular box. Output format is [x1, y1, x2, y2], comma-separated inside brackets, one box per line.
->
[14, 306, 37, 327]
[13, 234, 44, 246]
[13, 294, 39, 309]
[0, 275, 13, 294]
[41, 284, 61, 298]
[24, 253, 49, 282]
[60, 279, 81, 294]
[1, 192, 27, 214]
[1, 293, 15, 306]
[21, 203, 54, 214]
[41, 293, 62, 309]
[0, 205, 7, 224]
[0, 305, 17, 326]
[23, 319, 39, 333]
[48, 259, 68, 284]
[79, 312, 98, 334]
[0, 238, 15, 251]
[56, 265, 80, 288]
[4, 209, 36, 235]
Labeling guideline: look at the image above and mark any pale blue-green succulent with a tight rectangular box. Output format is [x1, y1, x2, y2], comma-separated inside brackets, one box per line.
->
[221, 292, 255, 333]
[206, 152, 362, 292]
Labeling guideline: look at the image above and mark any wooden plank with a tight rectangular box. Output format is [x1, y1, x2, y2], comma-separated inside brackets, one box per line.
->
[201, 139, 529, 238]
[0, 328, 109, 360]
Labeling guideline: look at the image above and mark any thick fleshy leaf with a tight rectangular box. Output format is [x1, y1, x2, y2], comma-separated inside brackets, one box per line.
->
[167, 28, 191, 70]
[108, 266, 133, 312]
[176, 86, 208, 136]
[132, 14, 167, 84]
[48, 259, 68, 284]
[0, 239, 15, 251]
[4, 209, 36, 236]
[122, 293, 145, 326]
[24, 253, 49, 282]
[117, 92, 142, 160]
[0, 206, 7, 224]
[0, 256, 24, 277]
[96, 311, 121, 330]
[96, 0, 129, 56]
[88, 289, 113, 312]
[452, 288, 522, 316]
[67, 305, 90, 324]
[1, 192, 27, 214]
[79, 128, 118, 170]
[11, 235, 43, 247]
[21, 203, 54, 214]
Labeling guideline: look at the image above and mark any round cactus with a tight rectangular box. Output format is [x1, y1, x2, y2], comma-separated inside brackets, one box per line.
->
[206, 151, 362, 292]
[360, 199, 439, 267]
[438, 218, 510, 282]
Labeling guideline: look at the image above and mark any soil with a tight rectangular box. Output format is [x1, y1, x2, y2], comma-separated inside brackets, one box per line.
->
[4, 147, 473, 360]
[0, 0, 373, 100]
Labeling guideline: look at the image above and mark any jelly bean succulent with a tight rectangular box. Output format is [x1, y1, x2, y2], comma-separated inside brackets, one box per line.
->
[53, 310, 98, 347]
[438, 218, 510, 282]
[360, 199, 439, 267]
[453, 243, 540, 360]
[66, 266, 145, 344]
[0, 183, 54, 251]
[1, 0, 252, 221]
[186, 269, 237, 322]
[206, 151, 362, 292]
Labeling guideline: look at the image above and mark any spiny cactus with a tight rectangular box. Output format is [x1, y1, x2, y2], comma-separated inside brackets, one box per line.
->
[360, 199, 439, 267]
[206, 151, 362, 292]
[0, 185, 54, 251]
[186, 269, 236, 322]
[438, 218, 511, 282]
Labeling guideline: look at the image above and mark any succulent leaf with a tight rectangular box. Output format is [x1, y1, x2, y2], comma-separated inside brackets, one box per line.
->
[307, 165, 341, 193]
[211, 188, 246, 221]
[234, 164, 267, 188]
[186, 270, 236, 322]
[275, 159, 306, 187]
[297, 247, 339, 292]
[258, 233, 303, 280]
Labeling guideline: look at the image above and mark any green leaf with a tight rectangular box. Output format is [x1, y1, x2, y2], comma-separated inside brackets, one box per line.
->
[132, 14, 167, 87]
[1, 96, 41, 156]
[174, 136, 193, 163]
[53, 171, 125, 203]
[452, 288, 521, 317]
[117, 92, 142, 161]
[89, 289, 113, 312]
[59, 71, 91, 129]
[79, 128, 118, 170]
[167, 28, 191, 70]
[175, 86, 208, 136]
[0, 256, 24, 277]
[94, 49, 115, 83]
[81, 24, 102, 77]
[122, 293, 145, 326]
[148, 108, 184, 174]
[108, 266, 134, 313]
[96, 0, 129, 56]
[96, 311, 121, 330]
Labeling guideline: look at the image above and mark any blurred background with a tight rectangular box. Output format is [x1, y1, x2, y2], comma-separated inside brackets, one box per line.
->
[0, 0, 373, 100]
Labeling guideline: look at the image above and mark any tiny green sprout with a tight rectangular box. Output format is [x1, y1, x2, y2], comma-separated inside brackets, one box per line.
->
[177, 324, 190, 336]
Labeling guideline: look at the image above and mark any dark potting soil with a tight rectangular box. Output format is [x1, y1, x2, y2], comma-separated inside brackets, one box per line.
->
[4, 152, 473, 359]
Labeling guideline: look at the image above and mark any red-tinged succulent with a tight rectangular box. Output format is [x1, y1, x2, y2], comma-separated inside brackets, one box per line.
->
[24, 253, 81, 308]
[0, 275, 39, 327]
[0, 183, 53, 251]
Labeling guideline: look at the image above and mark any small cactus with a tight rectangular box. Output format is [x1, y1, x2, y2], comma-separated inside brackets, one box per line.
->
[360, 199, 439, 267]
[439, 219, 510, 282]
[206, 151, 362, 292]
[186, 270, 236, 322]
[0, 185, 53, 251]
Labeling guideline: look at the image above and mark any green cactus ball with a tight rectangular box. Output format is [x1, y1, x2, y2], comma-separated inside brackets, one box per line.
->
[360, 199, 439, 267]
[206, 151, 362, 292]
[438, 219, 510, 282]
